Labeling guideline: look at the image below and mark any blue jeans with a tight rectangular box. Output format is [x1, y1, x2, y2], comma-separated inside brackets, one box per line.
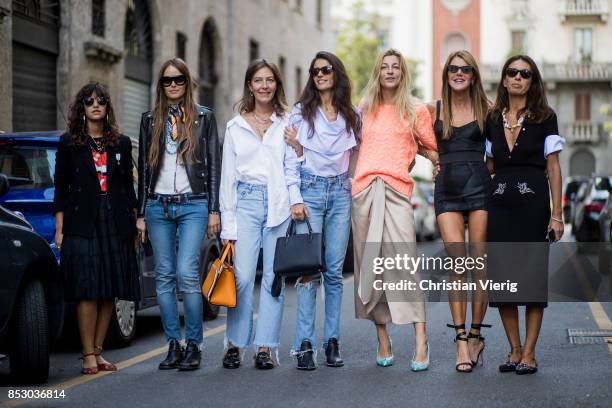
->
[292, 171, 352, 353]
[226, 183, 290, 351]
[145, 197, 208, 344]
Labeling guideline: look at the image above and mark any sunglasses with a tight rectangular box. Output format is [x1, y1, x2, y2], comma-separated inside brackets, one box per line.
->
[505, 68, 532, 79]
[448, 65, 474, 74]
[160, 75, 187, 87]
[309, 65, 334, 77]
[83, 96, 108, 107]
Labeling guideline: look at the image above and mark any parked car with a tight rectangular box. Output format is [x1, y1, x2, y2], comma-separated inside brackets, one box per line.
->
[572, 175, 612, 242]
[563, 176, 589, 224]
[0, 173, 64, 383]
[0, 131, 221, 348]
[413, 182, 437, 241]
[598, 194, 612, 244]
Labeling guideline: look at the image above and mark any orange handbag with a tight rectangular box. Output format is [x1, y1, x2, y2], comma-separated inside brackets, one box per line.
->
[202, 242, 237, 308]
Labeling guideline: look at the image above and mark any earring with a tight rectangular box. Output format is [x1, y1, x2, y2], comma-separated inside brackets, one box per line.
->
[83, 115, 86, 124]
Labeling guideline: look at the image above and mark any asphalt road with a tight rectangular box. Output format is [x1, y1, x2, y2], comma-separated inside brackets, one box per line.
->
[0, 240, 611, 408]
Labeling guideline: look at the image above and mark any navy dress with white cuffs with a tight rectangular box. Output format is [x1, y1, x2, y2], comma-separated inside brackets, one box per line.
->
[485, 112, 564, 307]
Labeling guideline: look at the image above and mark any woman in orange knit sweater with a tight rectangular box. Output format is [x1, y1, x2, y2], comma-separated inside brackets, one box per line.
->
[352, 48, 438, 371]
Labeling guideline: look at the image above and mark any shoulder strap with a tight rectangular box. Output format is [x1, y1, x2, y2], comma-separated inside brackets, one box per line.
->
[435, 100, 441, 122]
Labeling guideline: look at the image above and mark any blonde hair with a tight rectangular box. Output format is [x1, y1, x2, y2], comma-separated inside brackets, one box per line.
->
[440, 50, 490, 140]
[360, 48, 415, 124]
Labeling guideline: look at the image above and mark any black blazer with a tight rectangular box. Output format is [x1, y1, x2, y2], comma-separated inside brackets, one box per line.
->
[53, 133, 138, 239]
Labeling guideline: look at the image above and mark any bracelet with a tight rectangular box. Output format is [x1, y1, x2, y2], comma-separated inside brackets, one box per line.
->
[551, 215, 563, 223]
[209, 211, 220, 215]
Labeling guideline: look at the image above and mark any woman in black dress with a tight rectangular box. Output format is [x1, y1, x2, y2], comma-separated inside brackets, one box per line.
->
[429, 50, 492, 373]
[486, 55, 564, 375]
[54, 83, 140, 375]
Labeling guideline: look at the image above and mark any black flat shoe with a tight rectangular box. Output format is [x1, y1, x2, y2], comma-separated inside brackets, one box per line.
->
[159, 339, 184, 370]
[515, 361, 538, 375]
[223, 346, 241, 369]
[499, 360, 519, 372]
[296, 340, 316, 371]
[178, 341, 201, 371]
[255, 350, 275, 370]
[325, 338, 344, 367]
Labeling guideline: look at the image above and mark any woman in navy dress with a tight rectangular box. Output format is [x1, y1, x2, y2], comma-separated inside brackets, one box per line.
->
[485, 55, 564, 375]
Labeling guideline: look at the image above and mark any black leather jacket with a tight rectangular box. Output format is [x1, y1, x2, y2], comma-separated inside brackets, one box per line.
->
[137, 104, 221, 217]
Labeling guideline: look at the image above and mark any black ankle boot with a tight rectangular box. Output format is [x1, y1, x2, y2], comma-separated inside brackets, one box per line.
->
[178, 341, 201, 371]
[255, 350, 275, 370]
[159, 339, 183, 370]
[325, 338, 344, 367]
[296, 340, 316, 370]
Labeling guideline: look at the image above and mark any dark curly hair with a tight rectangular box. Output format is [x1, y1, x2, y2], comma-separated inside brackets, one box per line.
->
[67, 82, 121, 147]
[297, 51, 361, 138]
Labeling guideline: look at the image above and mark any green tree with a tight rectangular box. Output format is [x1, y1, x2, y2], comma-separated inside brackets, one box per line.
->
[335, 1, 422, 102]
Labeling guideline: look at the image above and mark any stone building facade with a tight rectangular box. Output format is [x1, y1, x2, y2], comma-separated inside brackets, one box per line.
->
[0, 0, 333, 140]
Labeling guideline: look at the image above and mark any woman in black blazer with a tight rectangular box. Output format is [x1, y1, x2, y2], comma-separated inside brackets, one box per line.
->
[53, 83, 140, 375]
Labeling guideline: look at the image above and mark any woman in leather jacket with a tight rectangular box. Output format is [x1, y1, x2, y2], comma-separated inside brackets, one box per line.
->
[136, 58, 221, 371]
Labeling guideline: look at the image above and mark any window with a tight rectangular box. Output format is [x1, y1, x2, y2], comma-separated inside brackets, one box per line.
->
[296, 67, 302, 99]
[279, 56, 286, 83]
[0, 146, 56, 189]
[574, 28, 593, 63]
[575, 93, 591, 121]
[249, 38, 259, 62]
[176, 32, 187, 60]
[92, 0, 105, 36]
[441, 32, 468, 64]
[511, 30, 526, 53]
[316, 0, 323, 27]
[295, 0, 302, 13]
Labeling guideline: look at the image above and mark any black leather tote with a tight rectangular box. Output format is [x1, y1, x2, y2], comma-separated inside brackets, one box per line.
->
[271, 218, 326, 297]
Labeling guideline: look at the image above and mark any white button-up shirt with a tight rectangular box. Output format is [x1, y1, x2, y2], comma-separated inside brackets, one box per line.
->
[219, 113, 301, 240]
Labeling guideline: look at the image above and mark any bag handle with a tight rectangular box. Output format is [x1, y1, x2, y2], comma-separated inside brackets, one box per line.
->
[285, 217, 313, 237]
[219, 242, 235, 265]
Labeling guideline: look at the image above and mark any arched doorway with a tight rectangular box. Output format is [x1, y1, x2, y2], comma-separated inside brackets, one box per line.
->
[441, 32, 469, 64]
[569, 149, 596, 176]
[123, 0, 153, 140]
[11, 0, 60, 131]
[198, 18, 219, 109]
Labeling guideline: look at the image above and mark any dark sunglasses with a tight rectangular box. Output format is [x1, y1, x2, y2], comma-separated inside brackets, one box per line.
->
[448, 65, 474, 74]
[160, 75, 187, 87]
[309, 65, 334, 77]
[505, 68, 532, 79]
[83, 96, 108, 107]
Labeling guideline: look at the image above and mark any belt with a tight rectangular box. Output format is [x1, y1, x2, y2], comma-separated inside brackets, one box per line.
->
[439, 151, 485, 165]
[148, 192, 207, 204]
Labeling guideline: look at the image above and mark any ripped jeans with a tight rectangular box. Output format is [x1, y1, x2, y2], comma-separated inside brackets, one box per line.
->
[291, 171, 352, 354]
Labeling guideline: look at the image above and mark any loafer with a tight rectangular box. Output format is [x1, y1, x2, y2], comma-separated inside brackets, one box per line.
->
[223, 346, 241, 369]
[178, 341, 201, 371]
[158, 339, 183, 370]
[515, 361, 538, 375]
[325, 338, 344, 367]
[254, 350, 275, 370]
[296, 340, 316, 371]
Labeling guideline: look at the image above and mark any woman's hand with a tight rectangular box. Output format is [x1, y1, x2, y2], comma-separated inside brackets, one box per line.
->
[136, 217, 146, 243]
[291, 203, 307, 221]
[207, 213, 221, 238]
[54, 229, 63, 251]
[548, 216, 564, 242]
[284, 126, 303, 157]
[432, 163, 441, 181]
[221, 239, 235, 246]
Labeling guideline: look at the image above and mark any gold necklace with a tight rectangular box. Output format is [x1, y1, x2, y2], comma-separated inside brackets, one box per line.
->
[253, 111, 272, 124]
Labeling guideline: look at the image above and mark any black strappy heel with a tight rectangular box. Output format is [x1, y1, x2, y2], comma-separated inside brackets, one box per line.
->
[447, 323, 473, 373]
[467, 323, 491, 366]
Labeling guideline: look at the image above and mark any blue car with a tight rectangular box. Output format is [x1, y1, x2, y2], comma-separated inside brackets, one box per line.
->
[0, 131, 221, 348]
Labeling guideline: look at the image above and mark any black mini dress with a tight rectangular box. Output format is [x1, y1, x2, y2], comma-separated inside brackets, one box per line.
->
[433, 101, 491, 217]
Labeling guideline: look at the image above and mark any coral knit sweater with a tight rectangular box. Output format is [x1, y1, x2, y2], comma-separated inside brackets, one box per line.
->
[352, 104, 438, 199]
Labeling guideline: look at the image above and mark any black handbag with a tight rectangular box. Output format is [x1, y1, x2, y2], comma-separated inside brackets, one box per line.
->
[271, 218, 326, 297]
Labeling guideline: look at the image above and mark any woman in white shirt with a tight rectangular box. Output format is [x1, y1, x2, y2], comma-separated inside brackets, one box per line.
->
[219, 59, 300, 369]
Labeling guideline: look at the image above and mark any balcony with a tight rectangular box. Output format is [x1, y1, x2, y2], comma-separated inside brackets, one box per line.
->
[559, 0, 610, 23]
[564, 121, 602, 144]
[480, 63, 612, 85]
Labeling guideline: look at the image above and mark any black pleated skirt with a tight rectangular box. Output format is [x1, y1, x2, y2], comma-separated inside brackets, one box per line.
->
[60, 195, 140, 302]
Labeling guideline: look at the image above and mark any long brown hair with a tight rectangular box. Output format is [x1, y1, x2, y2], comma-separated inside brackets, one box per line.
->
[148, 58, 199, 170]
[360, 48, 415, 124]
[440, 50, 490, 140]
[234, 59, 288, 116]
[297, 51, 360, 138]
[67, 82, 121, 147]
[491, 54, 554, 124]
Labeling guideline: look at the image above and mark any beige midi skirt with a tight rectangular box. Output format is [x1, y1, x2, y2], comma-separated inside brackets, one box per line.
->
[352, 177, 425, 324]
